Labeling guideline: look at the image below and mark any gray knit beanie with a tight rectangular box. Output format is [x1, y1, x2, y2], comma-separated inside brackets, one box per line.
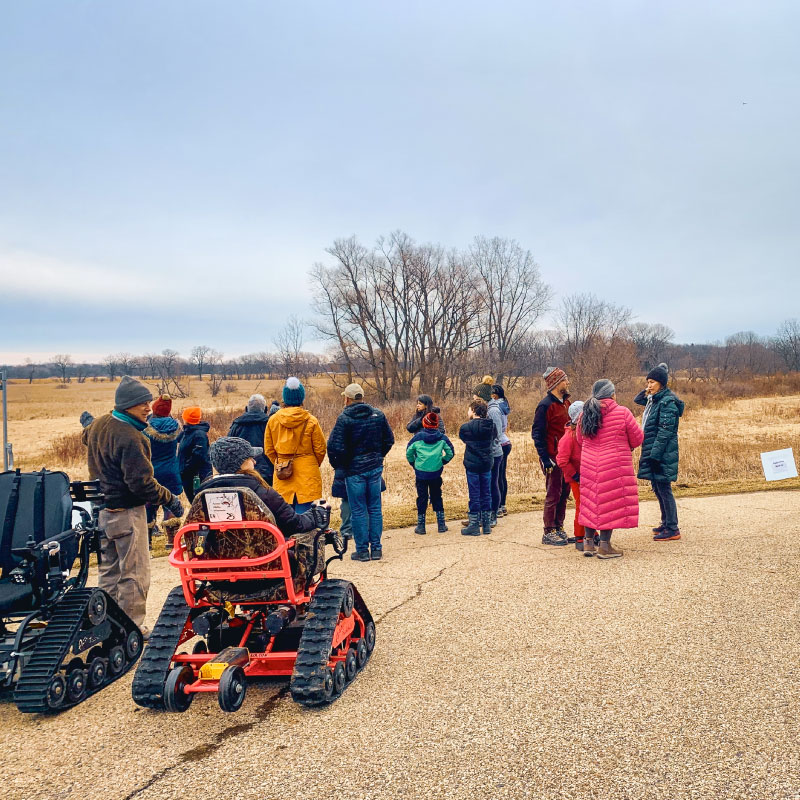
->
[247, 393, 267, 413]
[210, 436, 264, 476]
[114, 376, 153, 411]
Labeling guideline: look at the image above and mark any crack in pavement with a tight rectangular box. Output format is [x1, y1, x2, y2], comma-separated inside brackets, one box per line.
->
[374, 556, 465, 625]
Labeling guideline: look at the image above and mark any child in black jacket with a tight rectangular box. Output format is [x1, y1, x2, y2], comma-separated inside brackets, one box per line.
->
[458, 400, 495, 536]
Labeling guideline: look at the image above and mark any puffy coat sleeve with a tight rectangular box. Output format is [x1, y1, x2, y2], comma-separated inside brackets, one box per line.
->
[259, 486, 317, 535]
[624, 407, 645, 450]
[263, 418, 277, 465]
[556, 429, 576, 483]
[381, 416, 395, 457]
[406, 414, 423, 434]
[649, 399, 678, 462]
[442, 435, 455, 464]
[406, 440, 417, 466]
[531, 402, 550, 461]
[310, 418, 327, 466]
[326, 416, 348, 469]
[633, 389, 648, 407]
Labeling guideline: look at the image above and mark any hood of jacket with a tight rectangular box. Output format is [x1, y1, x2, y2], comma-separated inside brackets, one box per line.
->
[499, 399, 510, 415]
[143, 416, 181, 442]
[232, 410, 269, 426]
[411, 428, 445, 445]
[271, 406, 311, 429]
[342, 401, 380, 421]
[653, 388, 685, 417]
[183, 421, 210, 433]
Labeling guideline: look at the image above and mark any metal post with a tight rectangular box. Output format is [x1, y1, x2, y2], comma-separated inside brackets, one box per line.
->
[1, 369, 9, 471]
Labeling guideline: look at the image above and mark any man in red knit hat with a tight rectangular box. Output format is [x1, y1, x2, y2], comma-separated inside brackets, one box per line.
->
[531, 367, 572, 546]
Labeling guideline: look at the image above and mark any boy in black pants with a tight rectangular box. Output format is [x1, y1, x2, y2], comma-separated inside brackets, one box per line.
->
[406, 412, 455, 534]
[458, 400, 496, 536]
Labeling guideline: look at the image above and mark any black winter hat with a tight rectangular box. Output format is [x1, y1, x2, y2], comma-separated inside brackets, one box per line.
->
[210, 436, 264, 475]
[647, 363, 669, 386]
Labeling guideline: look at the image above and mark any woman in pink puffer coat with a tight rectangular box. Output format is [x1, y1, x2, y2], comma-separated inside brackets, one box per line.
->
[576, 379, 644, 559]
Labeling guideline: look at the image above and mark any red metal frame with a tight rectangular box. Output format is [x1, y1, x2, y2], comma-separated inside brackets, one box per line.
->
[165, 520, 366, 697]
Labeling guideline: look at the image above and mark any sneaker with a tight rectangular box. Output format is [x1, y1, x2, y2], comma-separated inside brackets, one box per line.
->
[351, 550, 370, 562]
[542, 530, 568, 546]
[370, 548, 383, 561]
[498, 506, 507, 517]
[652, 524, 665, 534]
[653, 529, 681, 541]
[555, 528, 568, 541]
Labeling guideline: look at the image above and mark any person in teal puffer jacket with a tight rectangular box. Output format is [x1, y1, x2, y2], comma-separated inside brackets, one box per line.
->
[634, 363, 685, 541]
[406, 412, 454, 535]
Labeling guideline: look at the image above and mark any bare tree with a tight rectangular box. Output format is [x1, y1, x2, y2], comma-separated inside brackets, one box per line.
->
[206, 350, 225, 397]
[152, 349, 190, 398]
[274, 316, 306, 378]
[626, 322, 675, 371]
[102, 355, 119, 381]
[23, 358, 37, 384]
[190, 345, 212, 381]
[52, 354, 73, 384]
[774, 318, 800, 372]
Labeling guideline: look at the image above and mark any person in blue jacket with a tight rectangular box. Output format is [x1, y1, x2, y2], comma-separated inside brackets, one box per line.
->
[142, 395, 184, 546]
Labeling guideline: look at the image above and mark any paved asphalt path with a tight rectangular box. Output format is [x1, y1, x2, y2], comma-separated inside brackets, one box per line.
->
[1, 492, 799, 800]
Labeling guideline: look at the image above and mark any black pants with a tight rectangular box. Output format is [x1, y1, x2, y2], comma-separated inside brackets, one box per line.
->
[499, 442, 512, 506]
[651, 480, 679, 531]
[416, 477, 444, 514]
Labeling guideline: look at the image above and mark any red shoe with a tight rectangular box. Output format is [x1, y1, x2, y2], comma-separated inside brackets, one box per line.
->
[653, 529, 681, 541]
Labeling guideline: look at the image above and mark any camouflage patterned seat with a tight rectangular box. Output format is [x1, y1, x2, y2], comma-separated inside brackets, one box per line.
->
[182, 486, 324, 603]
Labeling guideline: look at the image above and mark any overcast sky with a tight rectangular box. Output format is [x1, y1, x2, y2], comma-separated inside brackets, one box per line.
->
[1, 1, 798, 362]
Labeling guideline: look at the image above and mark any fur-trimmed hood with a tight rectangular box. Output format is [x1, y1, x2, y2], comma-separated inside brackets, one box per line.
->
[143, 416, 182, 442]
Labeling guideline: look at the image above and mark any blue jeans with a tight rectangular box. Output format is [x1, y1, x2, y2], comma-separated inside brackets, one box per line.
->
[292, 498, 313, 515]
[345, 468, 384, 553]
[465, 470, 492, 513]
[339, 499, 353, 537]
[490, 455, 502, 513]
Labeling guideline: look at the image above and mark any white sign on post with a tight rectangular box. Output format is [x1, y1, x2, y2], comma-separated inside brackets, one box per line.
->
[760, 448, 798, 482]
[205, 492, 244, 522]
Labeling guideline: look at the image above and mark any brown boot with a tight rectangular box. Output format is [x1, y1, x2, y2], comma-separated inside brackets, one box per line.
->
[597, 540, 623, 559]
[163, 517, 182, 548]
[582, 536, 596, 557]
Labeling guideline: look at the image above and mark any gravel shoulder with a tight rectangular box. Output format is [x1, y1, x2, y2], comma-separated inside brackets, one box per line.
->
[2, 491, 799, 800]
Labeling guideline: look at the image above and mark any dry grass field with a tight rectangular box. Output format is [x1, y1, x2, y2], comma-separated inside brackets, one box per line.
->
[4, 377, 800, 546]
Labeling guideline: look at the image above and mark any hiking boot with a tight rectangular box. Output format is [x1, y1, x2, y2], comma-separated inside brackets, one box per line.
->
[583, 536, 596, 557]
[575, 538, 584, 552]
[462, 513, 482, 536]
[163, 518, 181, 548]
[652, 524, 665, 534]
[490, 511, 498, 528]
[436, 512, 448, 533]
[653, 529, 681, 541]
[597, 541, 623, 559]
[461, 518, 469, 527]
[542, 529, 568, 546]
[481, 511, 492, 535]
[351, 550, 370, 562]
[370, 547, 383, 560]
[414, 514, 427, 535]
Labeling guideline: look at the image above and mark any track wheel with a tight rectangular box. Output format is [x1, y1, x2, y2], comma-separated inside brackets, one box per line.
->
[364, 621, 376, 653]
[88, 656, 107, 689]
[355, 638, 368, 668]
[345, 649, 357, 681]
[164, 666, 195, 713]
[66, 663, 88, 703]
[47, 674, 67, 709]
[341, 585, 354, 617]
[218, 665, 247, 713]
[332, 662, 346, 696]
[126, 629, 143, 661]
[108, 645, 125, 676]
[321, 668, 335, 703]
[87, 590, 107, 626]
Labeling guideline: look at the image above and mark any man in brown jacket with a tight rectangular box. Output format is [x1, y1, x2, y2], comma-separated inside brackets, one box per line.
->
[83, 376, 183, 634]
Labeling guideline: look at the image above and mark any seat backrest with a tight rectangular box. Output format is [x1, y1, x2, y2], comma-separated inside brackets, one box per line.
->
[0, 470, 73, 574]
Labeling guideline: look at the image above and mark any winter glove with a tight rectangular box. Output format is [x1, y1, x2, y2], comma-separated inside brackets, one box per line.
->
[166, 496, 184, 518]
[572, 472, 580, 483]
[310, 502, 331, 530]
[540, 458, 556, 475]
[79, 411, 94, 429]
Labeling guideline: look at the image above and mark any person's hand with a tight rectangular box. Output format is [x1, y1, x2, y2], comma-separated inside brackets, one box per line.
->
[573, 472, 580, 483]
[541, 458, 556, 475]
[166, 496, 184, 518]
[310, 501, 331, 529]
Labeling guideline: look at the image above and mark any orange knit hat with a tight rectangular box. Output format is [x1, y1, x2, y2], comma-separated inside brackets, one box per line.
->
[182, 406, 202, 425]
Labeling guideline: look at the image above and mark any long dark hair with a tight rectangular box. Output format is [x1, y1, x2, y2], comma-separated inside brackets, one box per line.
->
[580, 379, 616, 438]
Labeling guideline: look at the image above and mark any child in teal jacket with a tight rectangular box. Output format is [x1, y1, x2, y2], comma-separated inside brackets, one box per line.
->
[406, 412, 454, 535]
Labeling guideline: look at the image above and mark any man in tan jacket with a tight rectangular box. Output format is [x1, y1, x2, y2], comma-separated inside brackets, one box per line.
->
[83, 376, 183, 635]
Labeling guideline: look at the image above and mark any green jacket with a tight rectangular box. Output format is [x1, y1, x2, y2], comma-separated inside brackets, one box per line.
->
[406, 429, 455, 479]
[635, 388, 685, 482]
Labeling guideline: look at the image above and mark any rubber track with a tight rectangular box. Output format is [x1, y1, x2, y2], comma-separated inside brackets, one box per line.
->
[290, 579, 373, 707]
[131, 586, 190, 710]
[13, 589, 140, 713]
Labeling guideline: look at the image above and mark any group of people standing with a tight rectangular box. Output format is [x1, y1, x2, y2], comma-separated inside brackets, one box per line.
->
[533, 362, 684, 559]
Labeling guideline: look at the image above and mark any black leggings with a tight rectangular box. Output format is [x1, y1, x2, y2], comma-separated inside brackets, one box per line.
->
[584, 527, 613, 541]
[499, 442, 512, 506]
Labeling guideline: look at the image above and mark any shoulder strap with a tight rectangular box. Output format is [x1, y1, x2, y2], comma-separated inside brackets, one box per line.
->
[0, 471, 21, 570]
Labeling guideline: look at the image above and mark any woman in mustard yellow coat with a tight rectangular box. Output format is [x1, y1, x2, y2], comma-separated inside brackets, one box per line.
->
[263, 378, 327, 513]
